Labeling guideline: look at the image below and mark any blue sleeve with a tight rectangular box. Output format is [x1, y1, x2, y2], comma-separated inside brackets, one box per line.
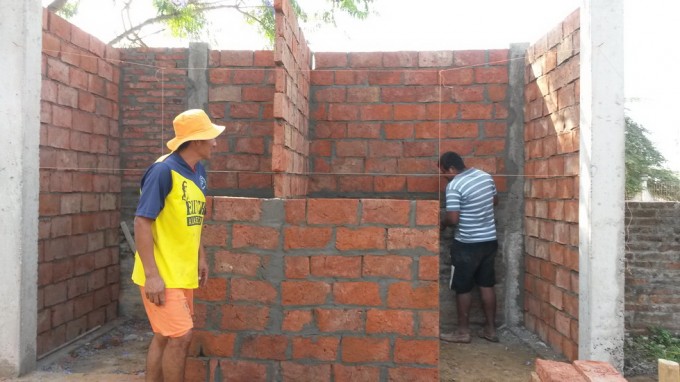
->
[135, 162, 172, 219]
[196, 162, 208, 194]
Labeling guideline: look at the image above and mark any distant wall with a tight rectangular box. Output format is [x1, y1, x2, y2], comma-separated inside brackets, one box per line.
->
[523, 10, 580, 360]
[39, 10, 121, 356]
[625, 202, 680, 334]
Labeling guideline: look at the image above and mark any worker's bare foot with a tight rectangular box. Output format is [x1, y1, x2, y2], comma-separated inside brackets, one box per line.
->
[440, 331, 471, 343]
[478, 327, 499, 343]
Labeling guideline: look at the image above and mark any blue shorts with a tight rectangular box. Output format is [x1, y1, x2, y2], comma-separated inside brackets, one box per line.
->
[449, 239, 498, 293]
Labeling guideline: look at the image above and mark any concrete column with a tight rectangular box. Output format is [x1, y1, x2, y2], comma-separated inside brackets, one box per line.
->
[188, 42, 209, 110]
[502, 43, 528, 328]
[579, 0, 625, 370]
[0, 0, 41, 377]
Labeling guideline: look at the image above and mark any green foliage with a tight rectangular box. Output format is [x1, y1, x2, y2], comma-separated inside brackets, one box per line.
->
[153, 0, 207, 39]
[55, 0, 80, 18]
[625, 116, 680, 199]
[628, 327, 680, 363]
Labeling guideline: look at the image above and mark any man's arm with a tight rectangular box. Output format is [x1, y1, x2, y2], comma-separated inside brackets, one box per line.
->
[198, 239, 208, 288]
[441, 210, 460, 227]
[134, 216, 165, 306]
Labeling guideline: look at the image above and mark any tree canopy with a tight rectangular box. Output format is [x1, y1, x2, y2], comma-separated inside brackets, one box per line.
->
[46, 0, 374, 47]
[625, 116, 680, 200]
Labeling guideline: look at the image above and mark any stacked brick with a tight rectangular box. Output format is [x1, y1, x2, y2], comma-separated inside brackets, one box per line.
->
[523, 9, 580, 360]
[272, 0, 312, 198]
[39, 10, 121, 355]
[625, 202, 680, 334]
[207, 50, 276, 197]
[186, 196, 440, 381]
[309, 50, 510, 198]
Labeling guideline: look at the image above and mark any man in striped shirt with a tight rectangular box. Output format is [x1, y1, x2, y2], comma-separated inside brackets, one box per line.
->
[438, 151, 499, 343]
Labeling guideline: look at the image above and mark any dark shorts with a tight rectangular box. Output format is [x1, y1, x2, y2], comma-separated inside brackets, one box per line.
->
[450, 239, 498, 293]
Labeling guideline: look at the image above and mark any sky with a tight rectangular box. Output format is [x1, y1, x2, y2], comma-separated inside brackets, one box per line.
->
[46, 0, 680, 172]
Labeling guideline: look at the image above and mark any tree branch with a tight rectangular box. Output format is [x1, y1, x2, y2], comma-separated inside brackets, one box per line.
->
[108, 3, 238, 46]
[47, 0, 70, 12]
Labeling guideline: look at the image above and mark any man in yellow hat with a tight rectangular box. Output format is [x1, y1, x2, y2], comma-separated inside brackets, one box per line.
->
[131, 109, 224, 381]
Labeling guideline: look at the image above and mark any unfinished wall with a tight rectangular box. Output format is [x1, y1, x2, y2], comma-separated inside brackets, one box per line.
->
[523, 10, 580, 360]
[272, 0, 312, 197]
[625, 202, 680, 334]
[39, 11, 121, 356]
[186, 196, 440, 381]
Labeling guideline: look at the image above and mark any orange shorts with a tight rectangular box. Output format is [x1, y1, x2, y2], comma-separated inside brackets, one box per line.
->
[139, 287, 194, 338]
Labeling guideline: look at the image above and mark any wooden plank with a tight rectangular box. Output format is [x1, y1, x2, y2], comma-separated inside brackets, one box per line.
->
[659, 359, 680, 382]
[120, 221, 136, 253]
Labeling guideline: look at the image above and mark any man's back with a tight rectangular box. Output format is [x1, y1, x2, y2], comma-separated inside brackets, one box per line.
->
[445, 168, 497, 243]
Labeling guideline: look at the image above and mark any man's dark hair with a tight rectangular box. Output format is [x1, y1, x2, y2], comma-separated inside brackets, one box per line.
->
[176, 141, 192, 152]
[439, 151, 466, 171]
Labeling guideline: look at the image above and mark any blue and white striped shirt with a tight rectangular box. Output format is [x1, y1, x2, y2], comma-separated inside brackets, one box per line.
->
[445, 168, 497, 243]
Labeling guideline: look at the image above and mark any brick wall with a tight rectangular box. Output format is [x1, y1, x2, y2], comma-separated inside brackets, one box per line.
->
[523, 10, 580, 360]
[625, 202, 680, 334]
[272, 0, 312, 197]
[39, 10, 121, 356]
[186, 196, 440, 381]
[207, 49, 276, 197]
[309, 50, 510, 198]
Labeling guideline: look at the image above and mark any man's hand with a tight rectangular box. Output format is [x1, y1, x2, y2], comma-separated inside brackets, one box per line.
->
[198, 256, 209, 287]
[144, 275, 166, 306]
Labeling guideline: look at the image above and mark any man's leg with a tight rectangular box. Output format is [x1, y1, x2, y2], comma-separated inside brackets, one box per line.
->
[479, 286, 497, 338]
[146, 333, 168, 382]
[161, 330, 193, 382]
[456, 291, 472, 335]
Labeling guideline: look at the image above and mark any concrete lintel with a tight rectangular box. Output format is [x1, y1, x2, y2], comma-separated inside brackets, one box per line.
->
[0, 0, 41, 377]
[579, 0, 625, 370]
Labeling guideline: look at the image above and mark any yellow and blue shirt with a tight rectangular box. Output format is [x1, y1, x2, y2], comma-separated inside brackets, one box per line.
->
[131, 152, 207, 289]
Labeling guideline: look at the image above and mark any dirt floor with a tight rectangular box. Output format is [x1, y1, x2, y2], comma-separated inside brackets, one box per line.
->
[4, 320, 658, 382]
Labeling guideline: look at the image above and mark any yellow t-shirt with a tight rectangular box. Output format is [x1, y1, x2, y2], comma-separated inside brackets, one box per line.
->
[131, 153, 206, 289]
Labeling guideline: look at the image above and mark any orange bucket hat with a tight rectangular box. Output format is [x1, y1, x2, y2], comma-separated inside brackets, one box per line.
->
[166, 109, 225, 152]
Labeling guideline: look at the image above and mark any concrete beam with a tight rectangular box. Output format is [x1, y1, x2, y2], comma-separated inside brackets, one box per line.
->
[579, 0, 625, 370]
[0, 0, 41, 377]
[188, 42, 209, 110]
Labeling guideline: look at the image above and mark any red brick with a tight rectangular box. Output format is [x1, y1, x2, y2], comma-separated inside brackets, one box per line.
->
[284, 227, 332, 249]
[341, 337, 389, 363]
[573, 360, 626, 381]
[368, 70, 402, 85]
[333, 282, 381, 306]
[281, 362, 331, 382]
[333, 364, 380, 382]
[387, 367, 439, 382]
[315, 308, 364, 332]
[307, 199, 358, 224]
[360, 104, 393, 120]
[362, 255, 412, 280]
[418, 256, 439, 281]
[387, 282, 438, 309]
[314, 52, 348, 68]
[190, 330, 235, 357]
[214, 251, 262, 276]
[240, 335, 287, 360]
[281, 281, 330, 305]
[282, 310, 313, 332]
[417, 311, 439, 337]
[387, 228, 438, 252]
[194, 277, 227, 301]
[201, 224, 227, 246]
[292, 336, 339, 361]
[460, 104, 493, 120]
[336, 227, 386, 251]
[394, 339, 438, 365]
[184, 358, 207, 382]
[230, 278, 276, 303]
[366, 309, 414, 335]
[360, 199, 410, 225]
[536, 359, 586, 382]
[219, 360, 267, 382]
[310, 256, 361, 278]
[284, 256, 310, 279]
[232, 224, 279, 250]
[220, 305, 269, 331]
[212, 197, 262, 221]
